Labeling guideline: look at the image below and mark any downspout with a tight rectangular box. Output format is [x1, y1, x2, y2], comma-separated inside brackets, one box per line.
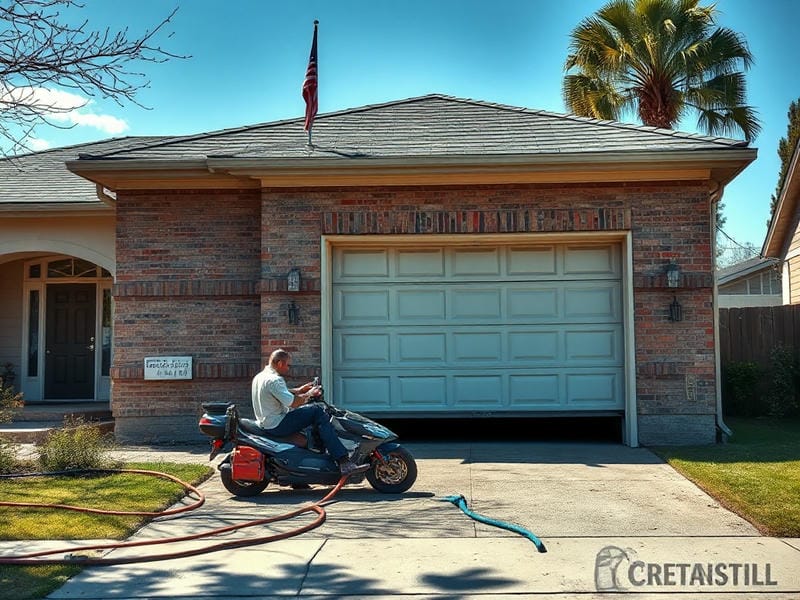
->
[95, 184, 117, 207]
[711, 182, 733, 442]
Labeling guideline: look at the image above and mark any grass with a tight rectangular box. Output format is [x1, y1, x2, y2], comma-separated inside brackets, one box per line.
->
[654, 417, 800, 537]
[0, 461, 213, 600]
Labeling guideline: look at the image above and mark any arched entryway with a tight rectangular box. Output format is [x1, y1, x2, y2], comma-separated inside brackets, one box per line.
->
[10, 255, 114, 402]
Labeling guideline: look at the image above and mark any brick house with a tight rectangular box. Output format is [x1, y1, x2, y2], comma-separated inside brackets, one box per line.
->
[1, 95, 756, 445]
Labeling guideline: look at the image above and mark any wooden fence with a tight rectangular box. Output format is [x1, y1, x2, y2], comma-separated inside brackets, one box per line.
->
[719, 305, 800, 366]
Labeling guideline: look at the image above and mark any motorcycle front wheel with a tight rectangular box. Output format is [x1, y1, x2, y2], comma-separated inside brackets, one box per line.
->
[219, 461, 270, 497]
[366, 446, 417, 493]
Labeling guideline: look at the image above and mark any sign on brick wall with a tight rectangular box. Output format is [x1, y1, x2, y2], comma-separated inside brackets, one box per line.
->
[144, 356, 192, 380]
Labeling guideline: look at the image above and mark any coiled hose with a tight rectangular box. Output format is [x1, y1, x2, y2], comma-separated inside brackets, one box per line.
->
[0, 468, 348, 566]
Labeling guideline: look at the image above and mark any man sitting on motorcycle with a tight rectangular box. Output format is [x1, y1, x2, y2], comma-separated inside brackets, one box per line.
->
[252, 348, 368, 477]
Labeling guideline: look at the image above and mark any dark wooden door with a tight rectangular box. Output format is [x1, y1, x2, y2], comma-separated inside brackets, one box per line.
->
[45, 284, 96, 399]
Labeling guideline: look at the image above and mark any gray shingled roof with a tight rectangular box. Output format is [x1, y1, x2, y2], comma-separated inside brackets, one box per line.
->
[717, 257, 779, 286]
[76, 94, 749, 162]
[0, 136, 164, 207]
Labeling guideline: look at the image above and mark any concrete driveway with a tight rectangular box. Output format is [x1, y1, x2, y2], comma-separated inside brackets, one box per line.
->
[7, 441, 800, 598]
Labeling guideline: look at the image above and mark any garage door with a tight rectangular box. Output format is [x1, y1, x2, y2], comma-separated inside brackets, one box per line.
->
[331, 242, 624, 415]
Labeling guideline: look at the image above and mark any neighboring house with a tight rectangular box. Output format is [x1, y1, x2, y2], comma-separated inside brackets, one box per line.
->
[717, 257, 782, 307]
[762, 138, 800, 304]
[0, 94, 757, 446]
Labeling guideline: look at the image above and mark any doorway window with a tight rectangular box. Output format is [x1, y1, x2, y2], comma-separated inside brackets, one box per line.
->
[27, 290, 39, 377]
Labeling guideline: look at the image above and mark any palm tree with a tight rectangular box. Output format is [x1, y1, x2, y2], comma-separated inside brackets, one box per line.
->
[563, 0, 761, 142]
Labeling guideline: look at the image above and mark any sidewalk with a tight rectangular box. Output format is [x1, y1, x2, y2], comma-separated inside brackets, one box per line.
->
[6, 442, 800, 598]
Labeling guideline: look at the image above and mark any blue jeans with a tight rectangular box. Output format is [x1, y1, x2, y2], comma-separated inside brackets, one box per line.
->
[264, 404, 348, 461]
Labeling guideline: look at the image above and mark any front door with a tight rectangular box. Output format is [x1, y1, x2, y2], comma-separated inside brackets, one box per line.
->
[45, 283, 96, 399]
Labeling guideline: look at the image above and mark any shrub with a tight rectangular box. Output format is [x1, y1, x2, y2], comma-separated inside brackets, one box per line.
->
[38, 417, 116, 472]
[766, 344, 800, 418]
[723, 361, 765, 417]
[0, 437, 18, 474]
[0, 363, 23, 424]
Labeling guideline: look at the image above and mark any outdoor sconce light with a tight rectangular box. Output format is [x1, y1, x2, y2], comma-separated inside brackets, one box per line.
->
[288, 301, 299, 325]
[669, 296, 683, 322]
[665, 260, 681, 288]
[287, 268, 301, 292]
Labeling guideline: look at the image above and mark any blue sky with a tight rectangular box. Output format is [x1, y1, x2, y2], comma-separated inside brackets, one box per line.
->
[24, 0, 800, 261]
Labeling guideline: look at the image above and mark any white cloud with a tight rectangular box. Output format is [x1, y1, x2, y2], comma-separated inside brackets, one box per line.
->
[28, 138, 51, 151]
[0, 85, 86, 112]
[49, 111, 129, 134]
[1, 85, 129, 135]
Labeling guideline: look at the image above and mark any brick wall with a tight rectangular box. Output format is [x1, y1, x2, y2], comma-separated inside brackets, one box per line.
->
[112, 181, 717, 445]
[112, 189, 261, 442]
[258, 181, 716, 445]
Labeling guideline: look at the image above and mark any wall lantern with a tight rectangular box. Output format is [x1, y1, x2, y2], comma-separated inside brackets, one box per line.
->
[669, 296, 683, 322]
[287, 268, 301, 292]
[665, 260, 681, 288]
[288, 301, 300, 325]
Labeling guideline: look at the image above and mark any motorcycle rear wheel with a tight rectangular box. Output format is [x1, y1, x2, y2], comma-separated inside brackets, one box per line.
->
[219, 462, 270, 497]
[366, 446, 417, 493]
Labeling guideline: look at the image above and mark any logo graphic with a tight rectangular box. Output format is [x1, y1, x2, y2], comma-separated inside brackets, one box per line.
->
[594, 545, 632, 592]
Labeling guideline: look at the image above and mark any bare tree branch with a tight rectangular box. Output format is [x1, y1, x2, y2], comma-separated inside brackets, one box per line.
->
[0, 0, 186, 155]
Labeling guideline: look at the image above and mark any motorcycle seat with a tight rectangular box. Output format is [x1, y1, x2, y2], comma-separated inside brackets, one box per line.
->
[239, 418, 308, 448]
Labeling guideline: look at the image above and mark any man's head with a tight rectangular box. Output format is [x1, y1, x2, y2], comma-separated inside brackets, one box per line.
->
[269, 348, 292, 376]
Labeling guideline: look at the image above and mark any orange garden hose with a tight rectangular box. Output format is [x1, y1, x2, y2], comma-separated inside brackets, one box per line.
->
[0, 468, 348, 566]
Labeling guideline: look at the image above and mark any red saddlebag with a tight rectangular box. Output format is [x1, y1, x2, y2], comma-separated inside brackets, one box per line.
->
[231, 446, 265, 482]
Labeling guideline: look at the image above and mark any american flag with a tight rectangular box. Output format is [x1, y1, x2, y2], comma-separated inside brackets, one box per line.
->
[302, 21, 319, 133]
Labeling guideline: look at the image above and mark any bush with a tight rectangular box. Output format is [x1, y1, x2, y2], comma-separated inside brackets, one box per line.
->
[723, 361, 765, 417]
[38, 417, 116, 471]
[0, 437, 18, 474]
[766, 345, 800, 418]
[0, 363, 23, 424]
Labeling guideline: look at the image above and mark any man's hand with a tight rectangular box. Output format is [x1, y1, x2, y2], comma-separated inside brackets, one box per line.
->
[294, 381, 315, 394]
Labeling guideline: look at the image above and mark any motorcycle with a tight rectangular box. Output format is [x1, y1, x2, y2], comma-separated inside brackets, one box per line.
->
[198, 385, 418, 497]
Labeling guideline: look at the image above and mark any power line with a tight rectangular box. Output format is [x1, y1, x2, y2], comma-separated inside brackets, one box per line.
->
[715, 225, 759, 256]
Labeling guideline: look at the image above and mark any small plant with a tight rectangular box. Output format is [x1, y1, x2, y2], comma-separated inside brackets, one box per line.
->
[37, 417, 116, 472]
[0, 437, 18, 474]
[766, 344, 800, 418]
[0, 362, 24, 424]
[723, 361, 764, 417]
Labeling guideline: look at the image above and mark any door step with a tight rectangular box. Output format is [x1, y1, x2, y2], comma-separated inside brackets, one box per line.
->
[0, 402, 114, 444]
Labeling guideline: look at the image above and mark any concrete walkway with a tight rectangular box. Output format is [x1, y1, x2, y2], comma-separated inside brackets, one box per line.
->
[4, 442, 799, 598]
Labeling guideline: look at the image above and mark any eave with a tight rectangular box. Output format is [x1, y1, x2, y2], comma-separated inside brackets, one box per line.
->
[762, 140, 800, 259]
[66, 149, 756, 192]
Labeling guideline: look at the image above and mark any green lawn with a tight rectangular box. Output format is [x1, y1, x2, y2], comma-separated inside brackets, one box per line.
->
[654, 417, 800, 537]
[0, 461, 213, 600]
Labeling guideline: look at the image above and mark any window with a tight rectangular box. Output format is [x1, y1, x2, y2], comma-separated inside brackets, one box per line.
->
[27, 290, 39, 377]
[101, 289, 113, 376]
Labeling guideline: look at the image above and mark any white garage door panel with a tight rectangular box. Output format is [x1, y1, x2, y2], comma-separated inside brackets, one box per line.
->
[397, 333, 447, 362]
[397, 290, 446, 319]
[332, 242, 625, 414]
[508, 247, 557, 275]
[340, 333, 390, 363]
[339, 249, 389, 278]
[453, 249, 501, 276]
[335, 283, 621, 326]
[340, 377, 391, 407]
[335, 368, 624, 411]
[452, 376, 504, 406]
[339, 290, 389, 321]
[566, 373, 621, 407]
[564, 245, 619, 275]
[397, 249, 445, 277]
[334, 325, 621, 368]
[509, 375, 561, 407]
[451, 289, 502, 319]
[397, 377, 448, 405]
